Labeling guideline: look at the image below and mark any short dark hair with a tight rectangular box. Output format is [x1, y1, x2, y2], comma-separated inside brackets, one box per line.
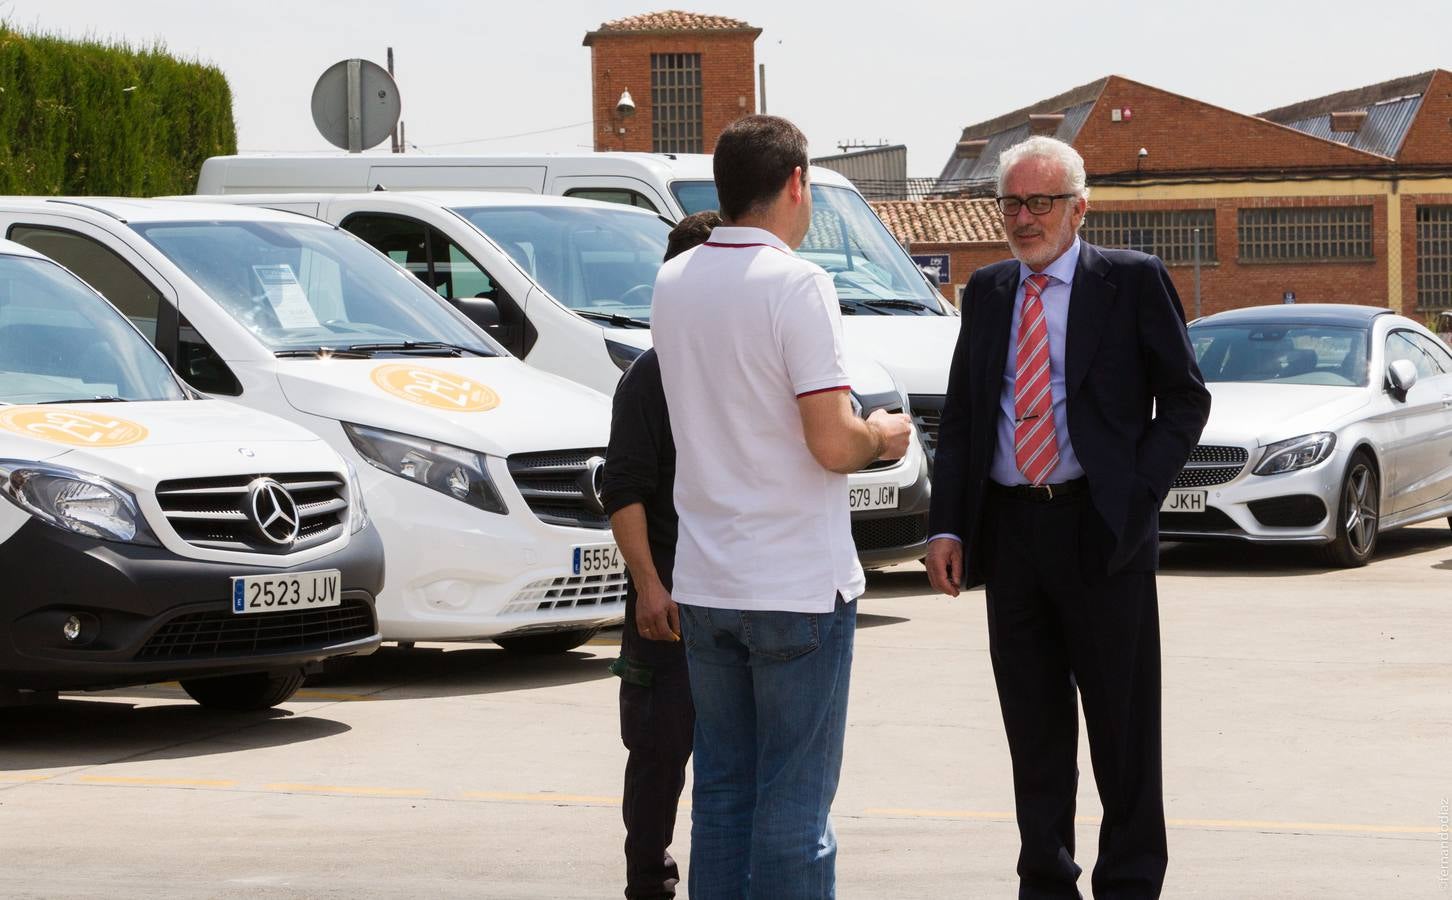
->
[712, 115, 809, 221]
[664, 210, 722, 261]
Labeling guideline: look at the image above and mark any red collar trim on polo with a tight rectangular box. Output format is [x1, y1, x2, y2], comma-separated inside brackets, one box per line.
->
[704, 241, 790, 254]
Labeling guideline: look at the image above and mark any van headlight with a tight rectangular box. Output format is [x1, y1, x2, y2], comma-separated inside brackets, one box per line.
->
[1253, 432, 1337, 476]
[343, 459, 370, 534]
[0, 461, 158, 545]
[606, 339, 644, 373]
[342, 423, 507, 515]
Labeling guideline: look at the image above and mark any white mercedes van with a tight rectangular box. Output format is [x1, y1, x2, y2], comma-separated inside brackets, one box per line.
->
[0, 198, 623, 653]
[197, 153, 961, 464]
[179, 191, 933, 569]
[0, 238, 383, 709]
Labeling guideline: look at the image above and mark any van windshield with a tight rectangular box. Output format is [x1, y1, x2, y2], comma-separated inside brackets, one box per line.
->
[132, 220, 501, 357]
[0, 255, 185, 404]
[453, 205, 670, 325]
[670, 181, 943, 314]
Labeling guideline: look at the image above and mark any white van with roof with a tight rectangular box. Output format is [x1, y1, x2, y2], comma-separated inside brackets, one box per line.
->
[197, 152, 962, 464]
[0, 238, 383, 709]
[179, 190, 933, 569]
[0, 198, 623, 654]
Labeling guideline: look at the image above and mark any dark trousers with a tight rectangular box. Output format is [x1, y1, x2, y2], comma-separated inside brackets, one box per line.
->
[982, 488, 1167, 900]
[621, 662, 695, 900]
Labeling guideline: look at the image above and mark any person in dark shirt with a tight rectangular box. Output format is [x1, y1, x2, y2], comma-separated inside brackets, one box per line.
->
[602, 210, 721, 900]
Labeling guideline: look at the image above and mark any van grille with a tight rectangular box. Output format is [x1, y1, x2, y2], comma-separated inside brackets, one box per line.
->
[155, 472, 349, 554]
[909, 394, 945, 461]
[852, 513, 929, 551]
[503, 572, 628, 615]
[507, 448, 610, 529]
[136, 599, 375, 661]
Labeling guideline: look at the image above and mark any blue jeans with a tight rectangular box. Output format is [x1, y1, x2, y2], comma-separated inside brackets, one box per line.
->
[679, 595, 856, 900]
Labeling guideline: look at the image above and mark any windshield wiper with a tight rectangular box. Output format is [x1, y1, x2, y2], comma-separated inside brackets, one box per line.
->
[576, 311, 651, 328]
[838, 298, 890, 316]
[340, 341, 489, 357]
[859, 299, 944, 315]
[37, 396, 129, 404]
[275, 347, 373, 359]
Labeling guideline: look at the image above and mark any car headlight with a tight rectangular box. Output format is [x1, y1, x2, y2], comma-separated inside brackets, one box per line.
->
[606, 339, 645, 373]
[342, 423, 507, 515]
[342, 459, 370, 534]
[0, 461, 158, 545]
[1253, 432, 1337, 476]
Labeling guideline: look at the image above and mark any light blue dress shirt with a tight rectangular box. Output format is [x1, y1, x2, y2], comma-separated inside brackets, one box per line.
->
[932, 238, 1086, 545]
[989, 237, 1086, 486]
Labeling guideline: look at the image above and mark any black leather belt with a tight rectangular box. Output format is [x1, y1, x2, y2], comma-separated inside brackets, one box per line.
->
[988, 477, 1089, 502]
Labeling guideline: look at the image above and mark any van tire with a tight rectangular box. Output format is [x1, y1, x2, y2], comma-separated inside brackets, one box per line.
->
[494, 627, 600, 655]
[180, 669, 307, 710]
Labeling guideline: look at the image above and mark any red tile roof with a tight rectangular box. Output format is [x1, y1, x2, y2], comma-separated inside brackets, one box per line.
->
[584, 11, 760, 44]
[871, 199, 1005, 244]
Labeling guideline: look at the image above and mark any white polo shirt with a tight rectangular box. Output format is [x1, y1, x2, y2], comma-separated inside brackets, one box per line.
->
[651, 225, 865, 613]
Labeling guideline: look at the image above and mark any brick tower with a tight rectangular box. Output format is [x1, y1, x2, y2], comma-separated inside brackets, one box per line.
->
[583, 11, 761, 153]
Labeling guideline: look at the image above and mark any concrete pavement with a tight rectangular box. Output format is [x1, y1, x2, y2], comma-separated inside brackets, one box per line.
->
[2, 524, 1449, 898]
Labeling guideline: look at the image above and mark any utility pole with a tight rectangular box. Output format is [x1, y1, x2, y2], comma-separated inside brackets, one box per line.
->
[758, 63, 767, 114]
[387, 47, 399, 153]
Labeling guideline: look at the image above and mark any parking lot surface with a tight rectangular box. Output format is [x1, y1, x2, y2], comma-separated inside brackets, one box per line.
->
[2, 525, 1449, 899]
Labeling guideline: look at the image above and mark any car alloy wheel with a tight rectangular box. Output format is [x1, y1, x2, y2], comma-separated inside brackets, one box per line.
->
[1323, 451, 1379, 568]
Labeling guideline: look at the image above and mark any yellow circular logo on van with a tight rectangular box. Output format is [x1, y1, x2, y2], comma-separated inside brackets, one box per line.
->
[370, 364, 501, 412]
[0, 407, 149, 448]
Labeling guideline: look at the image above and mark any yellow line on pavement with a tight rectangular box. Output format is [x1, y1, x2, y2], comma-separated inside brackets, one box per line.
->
[863, 808, 1438, 835]
[264, 783, 429, 798]
[77, 775, 237, 788]
[1167, 816, 1440, 835]
[289, 689, 378, 702]
[462, 790, 620, 805]
[0, 774, 51, 783]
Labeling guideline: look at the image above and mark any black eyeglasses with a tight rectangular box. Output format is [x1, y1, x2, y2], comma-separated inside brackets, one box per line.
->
[995, 194, 1077, 216]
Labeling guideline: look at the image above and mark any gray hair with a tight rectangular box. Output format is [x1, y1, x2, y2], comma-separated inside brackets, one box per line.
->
[996, 136, 1089, 201]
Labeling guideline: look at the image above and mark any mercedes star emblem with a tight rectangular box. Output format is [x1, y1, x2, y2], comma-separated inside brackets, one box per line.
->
[580, 455, 607, 516]
[248, 477, 301, 545]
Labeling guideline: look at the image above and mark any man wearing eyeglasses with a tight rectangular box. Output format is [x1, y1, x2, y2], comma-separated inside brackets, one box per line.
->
[926, 136, 1210, 899]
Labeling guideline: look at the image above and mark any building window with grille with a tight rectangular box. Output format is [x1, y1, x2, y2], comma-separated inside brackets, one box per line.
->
[1416, 206, 1452, 310]
[1081, 210, 1216, 265]
[650, 53, 703, 154]
[1236, 206, 1374, 263]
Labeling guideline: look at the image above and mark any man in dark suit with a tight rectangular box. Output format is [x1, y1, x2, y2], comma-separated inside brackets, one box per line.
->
[926, 136, 1211, 899]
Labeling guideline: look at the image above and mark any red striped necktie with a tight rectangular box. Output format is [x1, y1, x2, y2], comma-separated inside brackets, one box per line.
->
[1014, 273, 1058, 485]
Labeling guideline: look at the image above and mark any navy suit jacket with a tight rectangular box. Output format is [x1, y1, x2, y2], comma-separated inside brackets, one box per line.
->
[928, 241, 1212, 587]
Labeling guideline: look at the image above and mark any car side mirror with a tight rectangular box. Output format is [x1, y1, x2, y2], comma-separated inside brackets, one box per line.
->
[1386, 358, 1417, 401]
[455, 296, 501, 331]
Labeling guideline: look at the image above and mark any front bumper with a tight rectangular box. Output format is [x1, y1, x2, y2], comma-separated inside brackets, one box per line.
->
[1159, 443, 1342, 545]
[0, 520, 384, 692]
[358, 457, 626, 641]
[851, 451, 931, 569]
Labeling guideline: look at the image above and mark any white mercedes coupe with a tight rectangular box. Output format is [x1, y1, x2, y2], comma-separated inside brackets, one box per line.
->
[1161, 304, 1452, 566]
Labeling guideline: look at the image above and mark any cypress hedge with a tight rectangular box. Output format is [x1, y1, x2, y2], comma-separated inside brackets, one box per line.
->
[0, 24, 236, 195]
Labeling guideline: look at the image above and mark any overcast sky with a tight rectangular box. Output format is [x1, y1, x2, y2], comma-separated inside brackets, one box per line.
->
[7, 0, 1450, 177]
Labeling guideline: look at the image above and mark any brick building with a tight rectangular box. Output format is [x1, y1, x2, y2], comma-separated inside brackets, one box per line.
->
[583, 11, 760, 154]
[870, 198, 1006, 305]
[902, 71, 1452, 318]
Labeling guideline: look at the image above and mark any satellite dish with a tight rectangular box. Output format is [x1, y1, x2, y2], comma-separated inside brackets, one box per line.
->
[311, 58, 401, 152]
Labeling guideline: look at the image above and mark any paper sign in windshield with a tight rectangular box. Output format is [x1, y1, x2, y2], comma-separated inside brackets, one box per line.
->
[370, 364, 500, 412]
[0, 408, 148, 447]
[253, 264, 321, 330]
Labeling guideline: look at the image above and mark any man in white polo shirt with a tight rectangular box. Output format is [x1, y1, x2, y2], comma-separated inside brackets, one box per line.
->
[651, 115, 913, 900]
